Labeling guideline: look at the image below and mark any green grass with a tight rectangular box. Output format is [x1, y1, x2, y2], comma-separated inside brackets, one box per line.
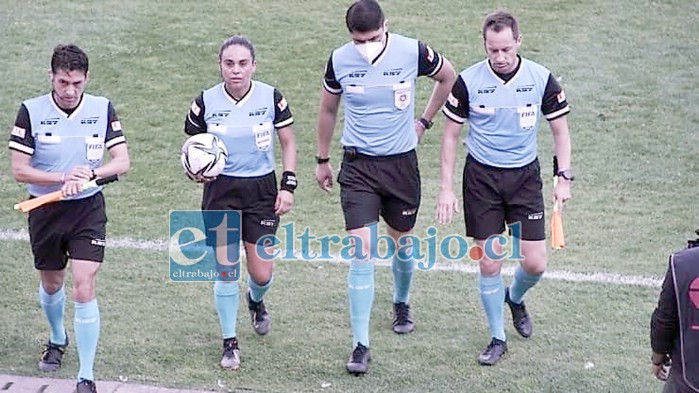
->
[0, 0, 697, 392]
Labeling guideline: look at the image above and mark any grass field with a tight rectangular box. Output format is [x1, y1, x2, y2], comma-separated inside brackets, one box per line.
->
[0, 0, 697, 392]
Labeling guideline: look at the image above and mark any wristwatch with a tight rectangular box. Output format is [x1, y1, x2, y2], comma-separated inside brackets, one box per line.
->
[315, 155, 330, 164]
[556, 169, 575, 181]
[418, 117, 433, 130]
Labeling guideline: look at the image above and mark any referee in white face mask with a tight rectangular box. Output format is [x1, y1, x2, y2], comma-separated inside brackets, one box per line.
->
[314, 0, 456, 375]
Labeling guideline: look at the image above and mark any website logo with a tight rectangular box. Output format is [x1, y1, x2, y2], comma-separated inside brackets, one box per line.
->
[169, 210, 241, 282]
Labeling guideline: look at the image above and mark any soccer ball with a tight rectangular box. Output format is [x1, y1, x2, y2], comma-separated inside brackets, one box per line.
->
[181, 133, 228, 180]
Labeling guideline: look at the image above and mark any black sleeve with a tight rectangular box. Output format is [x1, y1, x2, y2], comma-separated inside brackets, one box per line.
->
[442, 75, 469, 124]
[273, 88, 294, 128]
[322, 53, 342, 94]
[8, 103, 35, 156]
[417, 41, 443, 77]
[184, 92, 207, 135]
[541, 74, 570, 120]
[650, 259, 679, 355]
[105, 101, 127, 150]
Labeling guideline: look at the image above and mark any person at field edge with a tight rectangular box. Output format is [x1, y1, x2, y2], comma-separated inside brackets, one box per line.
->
[315, 0, 456, 375]
[436, 10, 573, 366]
[184, 35, 297, 371]
[650, 238, 699, 393]
[8, 44, 131, 393]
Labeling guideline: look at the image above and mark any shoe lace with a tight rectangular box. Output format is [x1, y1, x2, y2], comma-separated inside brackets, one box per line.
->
[486, 338, 504, 353]
[223, 338, 239, 355]
[394, 303, 411, 325]
[351, 344, 368, 363]
[40, 343, 65, 363]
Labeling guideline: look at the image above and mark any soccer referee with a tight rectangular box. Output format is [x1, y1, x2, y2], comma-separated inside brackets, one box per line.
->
[9, 44, 130, 393]
[314, 0, 456, 375]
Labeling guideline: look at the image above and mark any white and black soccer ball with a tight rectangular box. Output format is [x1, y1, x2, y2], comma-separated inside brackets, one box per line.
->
[181, 133, 228, 180]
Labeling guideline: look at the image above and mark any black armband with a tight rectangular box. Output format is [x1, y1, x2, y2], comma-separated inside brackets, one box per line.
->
[280, 171, 297, 193]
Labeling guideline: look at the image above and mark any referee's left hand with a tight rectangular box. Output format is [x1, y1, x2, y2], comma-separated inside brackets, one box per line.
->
[62, 179, 87, 197]
[275, 190, 294, 216]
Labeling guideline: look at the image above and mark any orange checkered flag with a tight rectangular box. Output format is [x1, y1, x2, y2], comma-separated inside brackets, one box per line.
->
[551, 157, 565, 249]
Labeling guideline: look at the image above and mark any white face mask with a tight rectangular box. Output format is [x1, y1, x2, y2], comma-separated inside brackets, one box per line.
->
[354, 41, 384, 63]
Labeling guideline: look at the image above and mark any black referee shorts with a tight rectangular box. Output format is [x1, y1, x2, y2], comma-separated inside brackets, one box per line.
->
[338, 148, 420, 232]
[463, 155, 545, 241]
[201, 171, 279, 245]
[28, 192, 107, 270]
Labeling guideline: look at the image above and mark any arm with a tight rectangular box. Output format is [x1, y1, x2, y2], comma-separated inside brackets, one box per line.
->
[550, 116, 572, 202]
[274, 125, 296, 216]
[96, 102, 130, 178]
[650, 261, 677, 380]
[95, 143, 130, 178]
[11, 151, 63, 185]
[651, 261, 678, 356]
[436, 118, 462, 225]
[542, 74, 572, 202]
[277, 126, 296, 173]
[316, 89, 341, 159]
[184, 93, 207, 135]
[315, 89, 341, 192]
[420, 57, 457, 124]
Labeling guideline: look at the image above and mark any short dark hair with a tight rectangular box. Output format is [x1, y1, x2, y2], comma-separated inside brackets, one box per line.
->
[51, 44, 89, 74]
[482, 10, 520, 40]
[346, 0, 384, 33]
[219, 35, 256, 61]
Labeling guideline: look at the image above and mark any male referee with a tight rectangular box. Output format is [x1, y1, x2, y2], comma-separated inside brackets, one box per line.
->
[437, 10, 573, 366]
[9, 44, 130, 393]
[315, 0, 456, 374]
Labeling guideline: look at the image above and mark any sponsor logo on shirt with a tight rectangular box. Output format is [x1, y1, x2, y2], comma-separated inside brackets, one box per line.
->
[249, 107, 268, 117]
[516, 84, 534, 93]
[383, 68, 402, 76]
[211, 111, 230, 118]
[477, 86, 496, 94]
[80, 116, 99, 125]
[348, 70, 367, 78]
[40, 117, 59, 125]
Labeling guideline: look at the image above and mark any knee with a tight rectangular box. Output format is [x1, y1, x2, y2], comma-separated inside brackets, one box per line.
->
[41, 280, 63, 294]
[521, 254, 547, 276]
[479, 257, 503, 276]
[72, 277, 96, 303]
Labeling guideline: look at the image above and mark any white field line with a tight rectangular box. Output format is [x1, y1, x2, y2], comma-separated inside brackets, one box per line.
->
[0, 229, 663, 288]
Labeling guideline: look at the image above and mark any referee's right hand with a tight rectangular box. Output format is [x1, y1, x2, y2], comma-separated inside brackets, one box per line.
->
[315, 163, 333, 193]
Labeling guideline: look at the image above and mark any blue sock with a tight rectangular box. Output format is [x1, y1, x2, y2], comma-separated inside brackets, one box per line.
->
[74, 299, 100, 382]
[509, 266, 542, 304]
[248, 275, 272, 303]
[392, 250, 414, 304]
[348, 260, 375, 348]
[39, 284, 67, 345]
[478, 273, 505, 342]
[214, 281, 239, 339]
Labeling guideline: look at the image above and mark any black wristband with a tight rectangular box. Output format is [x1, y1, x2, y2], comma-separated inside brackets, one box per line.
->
[315, 155, 330, 164]
[418, 117, 433, 130]
[280, 171, 297, 193]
